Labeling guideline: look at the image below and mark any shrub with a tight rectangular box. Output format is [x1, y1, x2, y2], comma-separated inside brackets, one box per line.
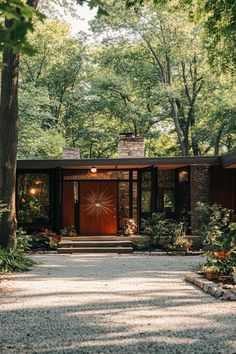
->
[142, 212, 188, 248]
[195, 203, 236, 275]
[0, 249, 36, 273]
[16, 228, 32, 252]
[170, 235, 193, 251]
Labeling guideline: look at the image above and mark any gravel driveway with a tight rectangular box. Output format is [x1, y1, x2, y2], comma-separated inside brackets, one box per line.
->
[0, 254, 236, 354]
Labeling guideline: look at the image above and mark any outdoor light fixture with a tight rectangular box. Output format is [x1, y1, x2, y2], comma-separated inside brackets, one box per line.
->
[179, 170, 188, 176]
[90, 166, 97, 174]
[29, 188, 37, 195]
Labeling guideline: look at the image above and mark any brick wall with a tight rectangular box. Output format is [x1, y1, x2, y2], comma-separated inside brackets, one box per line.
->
[118, 137, 145, 158]
[190, 165, 212, 233]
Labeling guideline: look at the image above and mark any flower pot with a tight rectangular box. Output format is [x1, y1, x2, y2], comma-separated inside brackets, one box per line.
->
[205, 270, 221, 281]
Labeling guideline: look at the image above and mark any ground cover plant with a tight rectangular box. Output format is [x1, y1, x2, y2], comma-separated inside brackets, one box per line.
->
[0, 248, 35, 273]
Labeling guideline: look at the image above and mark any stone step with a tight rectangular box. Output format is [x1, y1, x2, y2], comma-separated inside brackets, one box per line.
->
[61, 236, 132, 241]
[58, 240, 133, 248]
[58, 247, 134, 254]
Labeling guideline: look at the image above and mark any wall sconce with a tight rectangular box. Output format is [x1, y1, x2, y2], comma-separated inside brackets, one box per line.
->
[179, 170, 188, 176]
[29, 188, 37, 195]
[90, 166, 97, 174]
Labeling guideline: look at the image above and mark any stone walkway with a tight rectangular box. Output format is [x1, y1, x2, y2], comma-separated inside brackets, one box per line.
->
[0, 255, 236, 354]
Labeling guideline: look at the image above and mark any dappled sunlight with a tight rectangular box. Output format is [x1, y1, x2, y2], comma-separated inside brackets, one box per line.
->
[0, 255, 235, 353]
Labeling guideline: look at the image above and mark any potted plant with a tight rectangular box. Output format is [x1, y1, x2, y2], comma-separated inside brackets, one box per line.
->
[202, 265, 221, 281]
[123, 219, 137, 236]
[67, 226, 77, 237]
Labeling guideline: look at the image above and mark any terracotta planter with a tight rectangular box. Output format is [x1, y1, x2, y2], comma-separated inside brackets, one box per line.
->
[205, 270, 221, 281]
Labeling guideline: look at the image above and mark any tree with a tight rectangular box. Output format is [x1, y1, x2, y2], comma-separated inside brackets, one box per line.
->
[182, 0, 236, 72]
[0, 0, 90, 248]
[0, 0, 40, 249]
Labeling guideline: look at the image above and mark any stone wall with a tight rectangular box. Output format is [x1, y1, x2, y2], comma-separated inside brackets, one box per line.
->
[190, 165, 212, 233]
[62, 148, 80, 159]
[118, 137, 145, 158]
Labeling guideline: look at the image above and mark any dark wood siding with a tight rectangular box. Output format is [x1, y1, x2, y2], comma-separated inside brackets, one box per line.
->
[212, 166, 236, 211]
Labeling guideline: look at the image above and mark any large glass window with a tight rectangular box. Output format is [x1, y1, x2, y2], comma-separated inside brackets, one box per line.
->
[63, 170, 130, 180]
[177, 168, 190, 224]
[141, 170, 152, 213]
[17, 173, 50, 226]
[157, 170, 175, 217]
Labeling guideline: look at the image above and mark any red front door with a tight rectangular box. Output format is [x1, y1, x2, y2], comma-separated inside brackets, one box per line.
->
[79, 181, 117, 235]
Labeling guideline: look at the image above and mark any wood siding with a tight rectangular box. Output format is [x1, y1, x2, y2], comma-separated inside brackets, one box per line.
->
[212, 166, 236, 211]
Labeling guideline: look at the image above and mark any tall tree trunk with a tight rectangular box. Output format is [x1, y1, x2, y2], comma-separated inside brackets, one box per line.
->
[169, 97, 186, 155]
[0, 48, 19, 248]
[214, 123, 225, 155]
[0, 0, 38, 249]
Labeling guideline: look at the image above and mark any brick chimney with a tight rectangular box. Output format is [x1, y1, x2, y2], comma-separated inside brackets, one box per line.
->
[62, 148, 80, 159]
[118, 133, 145, 158]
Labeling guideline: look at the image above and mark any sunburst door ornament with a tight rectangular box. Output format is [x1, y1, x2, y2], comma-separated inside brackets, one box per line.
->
[83, 188, 114, 217]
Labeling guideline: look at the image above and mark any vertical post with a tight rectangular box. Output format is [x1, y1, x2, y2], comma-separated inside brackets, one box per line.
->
[151, 166, 158, 213]
[129, 170, 133, 218]
[54, 167, 61, 234]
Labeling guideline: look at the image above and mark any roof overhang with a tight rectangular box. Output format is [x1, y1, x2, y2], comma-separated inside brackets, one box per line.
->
[17, 155, 220, 170]
[221, 151, 236, 169]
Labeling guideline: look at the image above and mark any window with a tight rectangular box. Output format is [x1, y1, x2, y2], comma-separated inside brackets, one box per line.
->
[157, 170, 175, 217]
[17, 173, 50, 226]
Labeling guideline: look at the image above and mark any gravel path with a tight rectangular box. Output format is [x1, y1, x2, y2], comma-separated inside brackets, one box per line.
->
[0, 254, 236, 354]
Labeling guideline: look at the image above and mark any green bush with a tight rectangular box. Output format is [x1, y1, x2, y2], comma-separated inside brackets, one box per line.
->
[16, 228, 32, 252]
[195, 203, 236, 275]
[0, 249, 36, 273]
[170, 235, 193, 251]
[142, 212, 186, 247]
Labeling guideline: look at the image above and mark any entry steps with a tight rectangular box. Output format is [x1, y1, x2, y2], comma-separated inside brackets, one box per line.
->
[58, 237, 134, 254]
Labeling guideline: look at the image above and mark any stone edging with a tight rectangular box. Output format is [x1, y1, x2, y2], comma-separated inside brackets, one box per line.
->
[134, 251, 203, 256]
[185, 273, 236, 301]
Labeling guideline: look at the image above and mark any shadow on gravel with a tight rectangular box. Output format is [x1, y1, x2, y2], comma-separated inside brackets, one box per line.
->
[0, 301, 235, 354]
[0, 255, 235, 354]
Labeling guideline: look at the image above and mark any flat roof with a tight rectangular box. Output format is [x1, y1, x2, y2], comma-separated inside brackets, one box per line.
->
[221, 151, 236, 168]
[17, 155, 221, 170]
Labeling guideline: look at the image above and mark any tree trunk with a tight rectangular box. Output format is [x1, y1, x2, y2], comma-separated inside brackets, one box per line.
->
[0, 0, 38, 249]
[0, 48, 19, 249]
[214, 124, 225, 155]
[169, 97, 186, 155]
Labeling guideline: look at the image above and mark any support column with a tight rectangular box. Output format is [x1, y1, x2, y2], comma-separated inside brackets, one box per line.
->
[190, 165, 212, 233]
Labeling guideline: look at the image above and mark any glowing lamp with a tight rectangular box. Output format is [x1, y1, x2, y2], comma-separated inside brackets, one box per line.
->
[179, 170, 188, 176]
[90, 166, 97, 174]
[29, 188, 37, 195]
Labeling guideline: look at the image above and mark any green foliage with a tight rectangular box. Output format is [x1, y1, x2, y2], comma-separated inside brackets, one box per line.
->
[30, 232, 59, 251]
[11, 2, 235, 158]
[142, 212, 187, 247]
[183, 0, 236, 72]
[0, 0, 44, 56]
[49, 238, 57, 250]
[16, 228, 32, 252]
[194, 202, 232, 241]
[0, 248, 35, 273]
[195, 202, 236, 274]
[170, 235, 193, 251]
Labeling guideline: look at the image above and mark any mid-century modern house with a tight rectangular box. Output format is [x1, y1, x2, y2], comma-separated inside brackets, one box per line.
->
[16, 133, 236, 235]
